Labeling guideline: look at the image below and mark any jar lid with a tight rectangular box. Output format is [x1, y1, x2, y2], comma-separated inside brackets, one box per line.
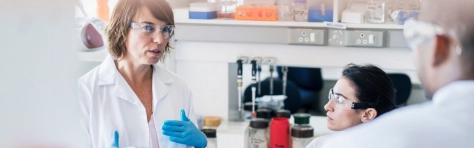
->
[203, 116, 221, 127]
[274, 109, 291, 118]
[291, 125, 314, 138]
[201, 128, 216, 138]
[256, 108, 273, 120]
[293, 113, 311, 125]
[250, 118, 269, 128]
[244, 102, 258, 111]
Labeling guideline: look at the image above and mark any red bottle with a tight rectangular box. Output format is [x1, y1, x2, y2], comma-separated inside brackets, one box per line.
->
[270, 117, 290, 148]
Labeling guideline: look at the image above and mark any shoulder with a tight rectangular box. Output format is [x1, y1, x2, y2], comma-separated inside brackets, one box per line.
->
[306, 134, 331, 148]
[322, 102, 439, 147]
[155, 66, 191, 92]
[78, 65, 101, 90]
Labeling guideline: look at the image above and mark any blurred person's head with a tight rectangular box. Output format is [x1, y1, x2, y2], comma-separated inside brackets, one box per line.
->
[405, 0, 474, 98]
[325, 64, 396, 131]
[105, 0, 174, 64]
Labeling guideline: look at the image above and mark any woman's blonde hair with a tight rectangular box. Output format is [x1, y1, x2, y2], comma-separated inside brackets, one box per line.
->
[105, 0, 174, 61]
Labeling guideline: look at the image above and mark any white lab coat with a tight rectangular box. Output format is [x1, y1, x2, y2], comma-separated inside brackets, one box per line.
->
[319, 81, 474, 148]
[78, 55, 197, 148]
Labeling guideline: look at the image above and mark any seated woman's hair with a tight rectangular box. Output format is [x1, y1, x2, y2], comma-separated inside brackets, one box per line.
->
[342, 63, 397, 117]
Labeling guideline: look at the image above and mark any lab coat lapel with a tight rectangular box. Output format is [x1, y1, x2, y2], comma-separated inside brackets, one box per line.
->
[113, 73, 141, 105]
[99, 54, 141, 105]
[152, 66, 172, 113]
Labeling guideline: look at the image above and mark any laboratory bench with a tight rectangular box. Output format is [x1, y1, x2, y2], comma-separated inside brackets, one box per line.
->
[216, 116, 332, 148]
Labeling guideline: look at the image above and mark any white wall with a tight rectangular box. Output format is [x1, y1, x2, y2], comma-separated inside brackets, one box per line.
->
[0, 0, 87, 147]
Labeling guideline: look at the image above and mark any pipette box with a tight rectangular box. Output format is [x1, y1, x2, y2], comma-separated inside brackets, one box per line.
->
[308, 6, 333, 22]
[189, 2, 218, 19]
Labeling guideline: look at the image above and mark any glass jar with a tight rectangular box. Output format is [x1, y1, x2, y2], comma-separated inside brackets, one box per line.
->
[366, 0, 390, 23]
[293, 0, 308, 22]
[218, 0, 237, 19]
[277, 0, 293, 21]
[291, 125, 314, 148]
[248, 118, 269, 148]
[201, 129, 217, 148]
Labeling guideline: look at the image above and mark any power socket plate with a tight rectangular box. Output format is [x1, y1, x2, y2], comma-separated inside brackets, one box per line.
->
[344, 30, 386, 47]
[288, 28, 327, 45]
[328, 29, 345, 46]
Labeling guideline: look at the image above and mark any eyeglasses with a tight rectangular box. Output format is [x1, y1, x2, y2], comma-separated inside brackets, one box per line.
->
[328, 88, 375, 110]
[403, 18, 463, 55]
[130, 22, 174, 39]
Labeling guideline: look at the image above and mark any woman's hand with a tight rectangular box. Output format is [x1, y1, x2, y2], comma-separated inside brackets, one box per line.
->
[162, 109, 207, 148]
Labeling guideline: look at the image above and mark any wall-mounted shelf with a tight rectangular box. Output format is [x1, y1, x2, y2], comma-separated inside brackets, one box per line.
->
[175, 18, 403, 29]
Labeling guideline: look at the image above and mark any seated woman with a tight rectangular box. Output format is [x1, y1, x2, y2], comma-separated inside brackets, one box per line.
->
[306, 64, 397, 148]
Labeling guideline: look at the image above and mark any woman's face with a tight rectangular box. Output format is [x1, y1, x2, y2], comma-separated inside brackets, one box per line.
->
[124, 6, 170, 65]
[324, 77, 365, 131]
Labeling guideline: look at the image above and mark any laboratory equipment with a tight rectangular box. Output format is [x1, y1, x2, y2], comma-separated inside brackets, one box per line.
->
[257, 63, 262, 95]
[366, 0, 390, 23]
[244, 102, 259, 120]
[257, 108, 274, 121]
[307, 0, 333, 22]
[277, 0, 293, 21]
[237, 59, 243, 113]
[291, 125, 314, 148]
[235, 6, 278, 21]
[281, 66, 288, 97]
[390, 10, 419, 25]
[189, 2, 218, 19]
[218, 0, 237, 19]
[274, 109, 291, 118]
[201, 129, 217, 148]
[202, 116, 221, 129]
[341, 9, 365, 23]
[293, 0, 308, 22]
[269, 65, 274, 97]
[270, 117, 290, 148]
[76, 1, 106, 51]
[248, 118, 269, 148]
[251, 60, 258, 117]
[293, 113, 311, 125]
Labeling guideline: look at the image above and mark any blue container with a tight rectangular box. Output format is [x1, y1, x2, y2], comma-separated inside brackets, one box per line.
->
[189, 11, 218, 19]
[308, 6, 333, 22]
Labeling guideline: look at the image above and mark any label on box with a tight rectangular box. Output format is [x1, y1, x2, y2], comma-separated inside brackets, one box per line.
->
[324, 22, 347, 29]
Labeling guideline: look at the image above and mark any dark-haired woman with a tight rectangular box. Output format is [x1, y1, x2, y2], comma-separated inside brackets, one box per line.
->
[306, 64, 397, 148]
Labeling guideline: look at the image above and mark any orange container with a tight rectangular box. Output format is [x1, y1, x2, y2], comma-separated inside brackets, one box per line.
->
[235, 6, 278, 21]
[97, 0, 109, 22]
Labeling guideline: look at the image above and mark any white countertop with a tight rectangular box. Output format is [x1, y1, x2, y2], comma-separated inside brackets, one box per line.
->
[216, 116, 333, 148]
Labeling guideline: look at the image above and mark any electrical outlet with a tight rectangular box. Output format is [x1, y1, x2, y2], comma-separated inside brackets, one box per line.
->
[288, 28, 327, 45]
[344, 30, 386, 47]
[328, 29, 345, 46]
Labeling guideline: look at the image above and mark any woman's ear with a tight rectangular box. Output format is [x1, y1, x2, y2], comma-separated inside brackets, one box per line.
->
[360, 108, 377, 122]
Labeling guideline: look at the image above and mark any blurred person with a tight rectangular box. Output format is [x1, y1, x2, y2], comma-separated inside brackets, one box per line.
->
[319, 0, 474, 147]
[77, 0, 206, 147]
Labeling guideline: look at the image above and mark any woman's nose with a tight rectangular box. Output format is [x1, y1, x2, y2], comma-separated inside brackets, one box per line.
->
[153, 32, 163, 45]
[324, 99, 335, 112]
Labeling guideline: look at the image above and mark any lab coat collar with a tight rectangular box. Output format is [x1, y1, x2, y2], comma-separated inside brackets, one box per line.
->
[432, 80, 474, 105]
[98, 54, 174, 106]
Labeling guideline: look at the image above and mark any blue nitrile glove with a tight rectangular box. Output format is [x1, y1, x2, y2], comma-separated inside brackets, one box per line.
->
[111, 131, 119, 148]
[162, 109, 207, 148]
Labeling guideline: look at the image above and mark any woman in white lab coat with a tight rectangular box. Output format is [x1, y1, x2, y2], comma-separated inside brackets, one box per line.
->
[78, 0, 207, 147]
[306, 64, 397, 148]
